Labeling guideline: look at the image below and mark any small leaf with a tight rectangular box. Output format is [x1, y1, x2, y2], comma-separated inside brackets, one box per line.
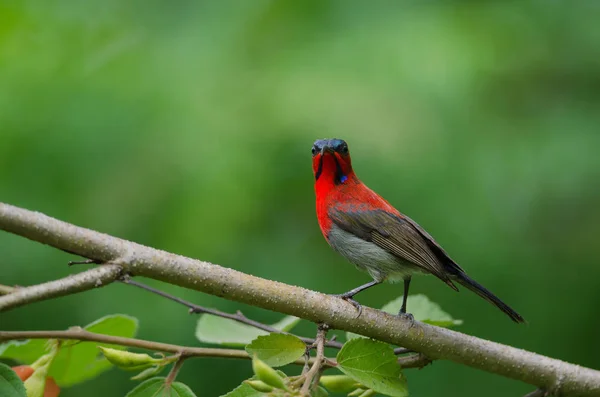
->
[313, 385, 329, 397]
[270, 316, 300, 332]
[348, 388, 366, 397]
[319, 375, 360, 393]
[0, 314, 139, 387]
[220, 381, 263, 397]
[337, 339, 408, 397]
[0, 363, 27, 397]
[98, 347, 162, 370]
[244, 380, 273, 392]
[357, 389, 376, 397]
[252, 356, 286, 390]
[196, 316, 265, 347]
[131, 365, 165, 381]
[196, 314, 300, 347]
[246, 334, 306, 367]
[381, 294, 462, 327]
[125, 377, 197, 397]
[170, 382, 197, 397]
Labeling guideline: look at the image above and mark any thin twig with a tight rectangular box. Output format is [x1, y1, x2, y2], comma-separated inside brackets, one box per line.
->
[300, 324, 328, 396]
[0, 330, 330, 368]
[120, 277, 345, 349]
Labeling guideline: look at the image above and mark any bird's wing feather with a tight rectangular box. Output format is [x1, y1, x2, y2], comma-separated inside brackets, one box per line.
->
[329, 207, 458, 288]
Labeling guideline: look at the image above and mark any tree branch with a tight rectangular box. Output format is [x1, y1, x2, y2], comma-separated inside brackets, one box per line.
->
[0, 202, 599, 396]
[0, 265, 122, 310]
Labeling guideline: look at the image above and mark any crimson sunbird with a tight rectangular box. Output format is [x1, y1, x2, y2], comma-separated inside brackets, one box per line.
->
[312, 138, 524, 323]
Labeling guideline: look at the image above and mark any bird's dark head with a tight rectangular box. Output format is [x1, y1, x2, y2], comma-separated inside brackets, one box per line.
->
[312, 138, 353, 185]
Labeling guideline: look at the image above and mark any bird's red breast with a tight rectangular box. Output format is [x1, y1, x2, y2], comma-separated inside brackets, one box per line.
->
[313, 145, 401, 240]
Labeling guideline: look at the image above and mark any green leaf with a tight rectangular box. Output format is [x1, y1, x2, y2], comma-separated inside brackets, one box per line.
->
[381, 294, 463, 327]
[126, 377, 197, 397]
[131, 365, 165, 381]
[98, 347, 163, 370]
[195, 314, 300, 347]
[270, 316, 300, 332]
[313, 385, 329, 397]
[319, 374, 360, 393]
[220, 381, 263, 397]
[0, 314, 138, 387]
[245, 334, 306, 367]
[0, 363, 27, 397]
[346, 294, 462, 340]
[337, 338, 408, 397]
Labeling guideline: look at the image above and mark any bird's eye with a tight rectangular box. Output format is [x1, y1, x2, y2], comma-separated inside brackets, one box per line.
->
[311, 146, 317, 155]
[341, 145, 348, 154]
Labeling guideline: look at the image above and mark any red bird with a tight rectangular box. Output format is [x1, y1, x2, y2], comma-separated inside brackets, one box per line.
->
[312, 138, 524, 323]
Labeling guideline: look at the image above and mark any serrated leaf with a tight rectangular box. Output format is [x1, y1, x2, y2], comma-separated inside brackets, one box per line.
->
[246, 334, 305, 367]
[0, 314, 138, 387]
[381, 294, 462, 327]
[196, 314, 300, 347]
[337, 339, 408, 397]
[0, 363, 27, 397]
[220, 380, 263, 397]
[346, 294, 462, 340]
[126, 377, 197, 397]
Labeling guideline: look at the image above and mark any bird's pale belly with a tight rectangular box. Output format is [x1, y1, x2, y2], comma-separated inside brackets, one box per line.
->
[327, 224, 425, 283]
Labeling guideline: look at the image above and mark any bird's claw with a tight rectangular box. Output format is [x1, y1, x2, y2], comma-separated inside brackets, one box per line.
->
[333, 294, 364, 317]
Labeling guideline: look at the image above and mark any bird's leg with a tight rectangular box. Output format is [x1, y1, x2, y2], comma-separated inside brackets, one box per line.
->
[333, 280, 380, 317]
[398, 277, 414, 321]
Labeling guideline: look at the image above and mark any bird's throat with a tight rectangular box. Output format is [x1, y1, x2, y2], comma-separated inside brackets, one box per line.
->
[314, 154, 346, 185]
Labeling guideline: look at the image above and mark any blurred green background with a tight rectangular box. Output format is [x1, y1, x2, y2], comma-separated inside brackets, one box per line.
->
[2, 1, 600, 396]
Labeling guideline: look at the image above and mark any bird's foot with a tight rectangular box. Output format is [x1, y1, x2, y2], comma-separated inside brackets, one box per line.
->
[332, 293, 364, 317]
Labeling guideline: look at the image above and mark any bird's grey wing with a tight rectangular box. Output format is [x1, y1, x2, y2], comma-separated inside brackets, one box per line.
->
[329, 208, 458, 288]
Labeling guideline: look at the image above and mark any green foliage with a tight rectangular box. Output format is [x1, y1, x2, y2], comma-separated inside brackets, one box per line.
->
[244, 380, 273, 393]
[381, 294, 463, 327]
[320, 375, 360, 394]
[336, 338, 408, 397]
[245, 334, 306, 367]
[0, 363, 27, 397]
[196, 315, 300, 347]
[221, 380, 264, 397]
[251, 356, 287, 391]
[98, 347, 165, 370]
[130, 365, 167, 381]
[0, 314, 138, 387]
[125, 377, 197, 397]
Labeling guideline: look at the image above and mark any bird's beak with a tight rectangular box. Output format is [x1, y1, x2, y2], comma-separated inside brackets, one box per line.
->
[320, 144, 334, 155]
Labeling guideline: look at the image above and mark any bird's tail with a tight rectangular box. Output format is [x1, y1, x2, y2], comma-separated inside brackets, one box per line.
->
[454, 272, 525, 323]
